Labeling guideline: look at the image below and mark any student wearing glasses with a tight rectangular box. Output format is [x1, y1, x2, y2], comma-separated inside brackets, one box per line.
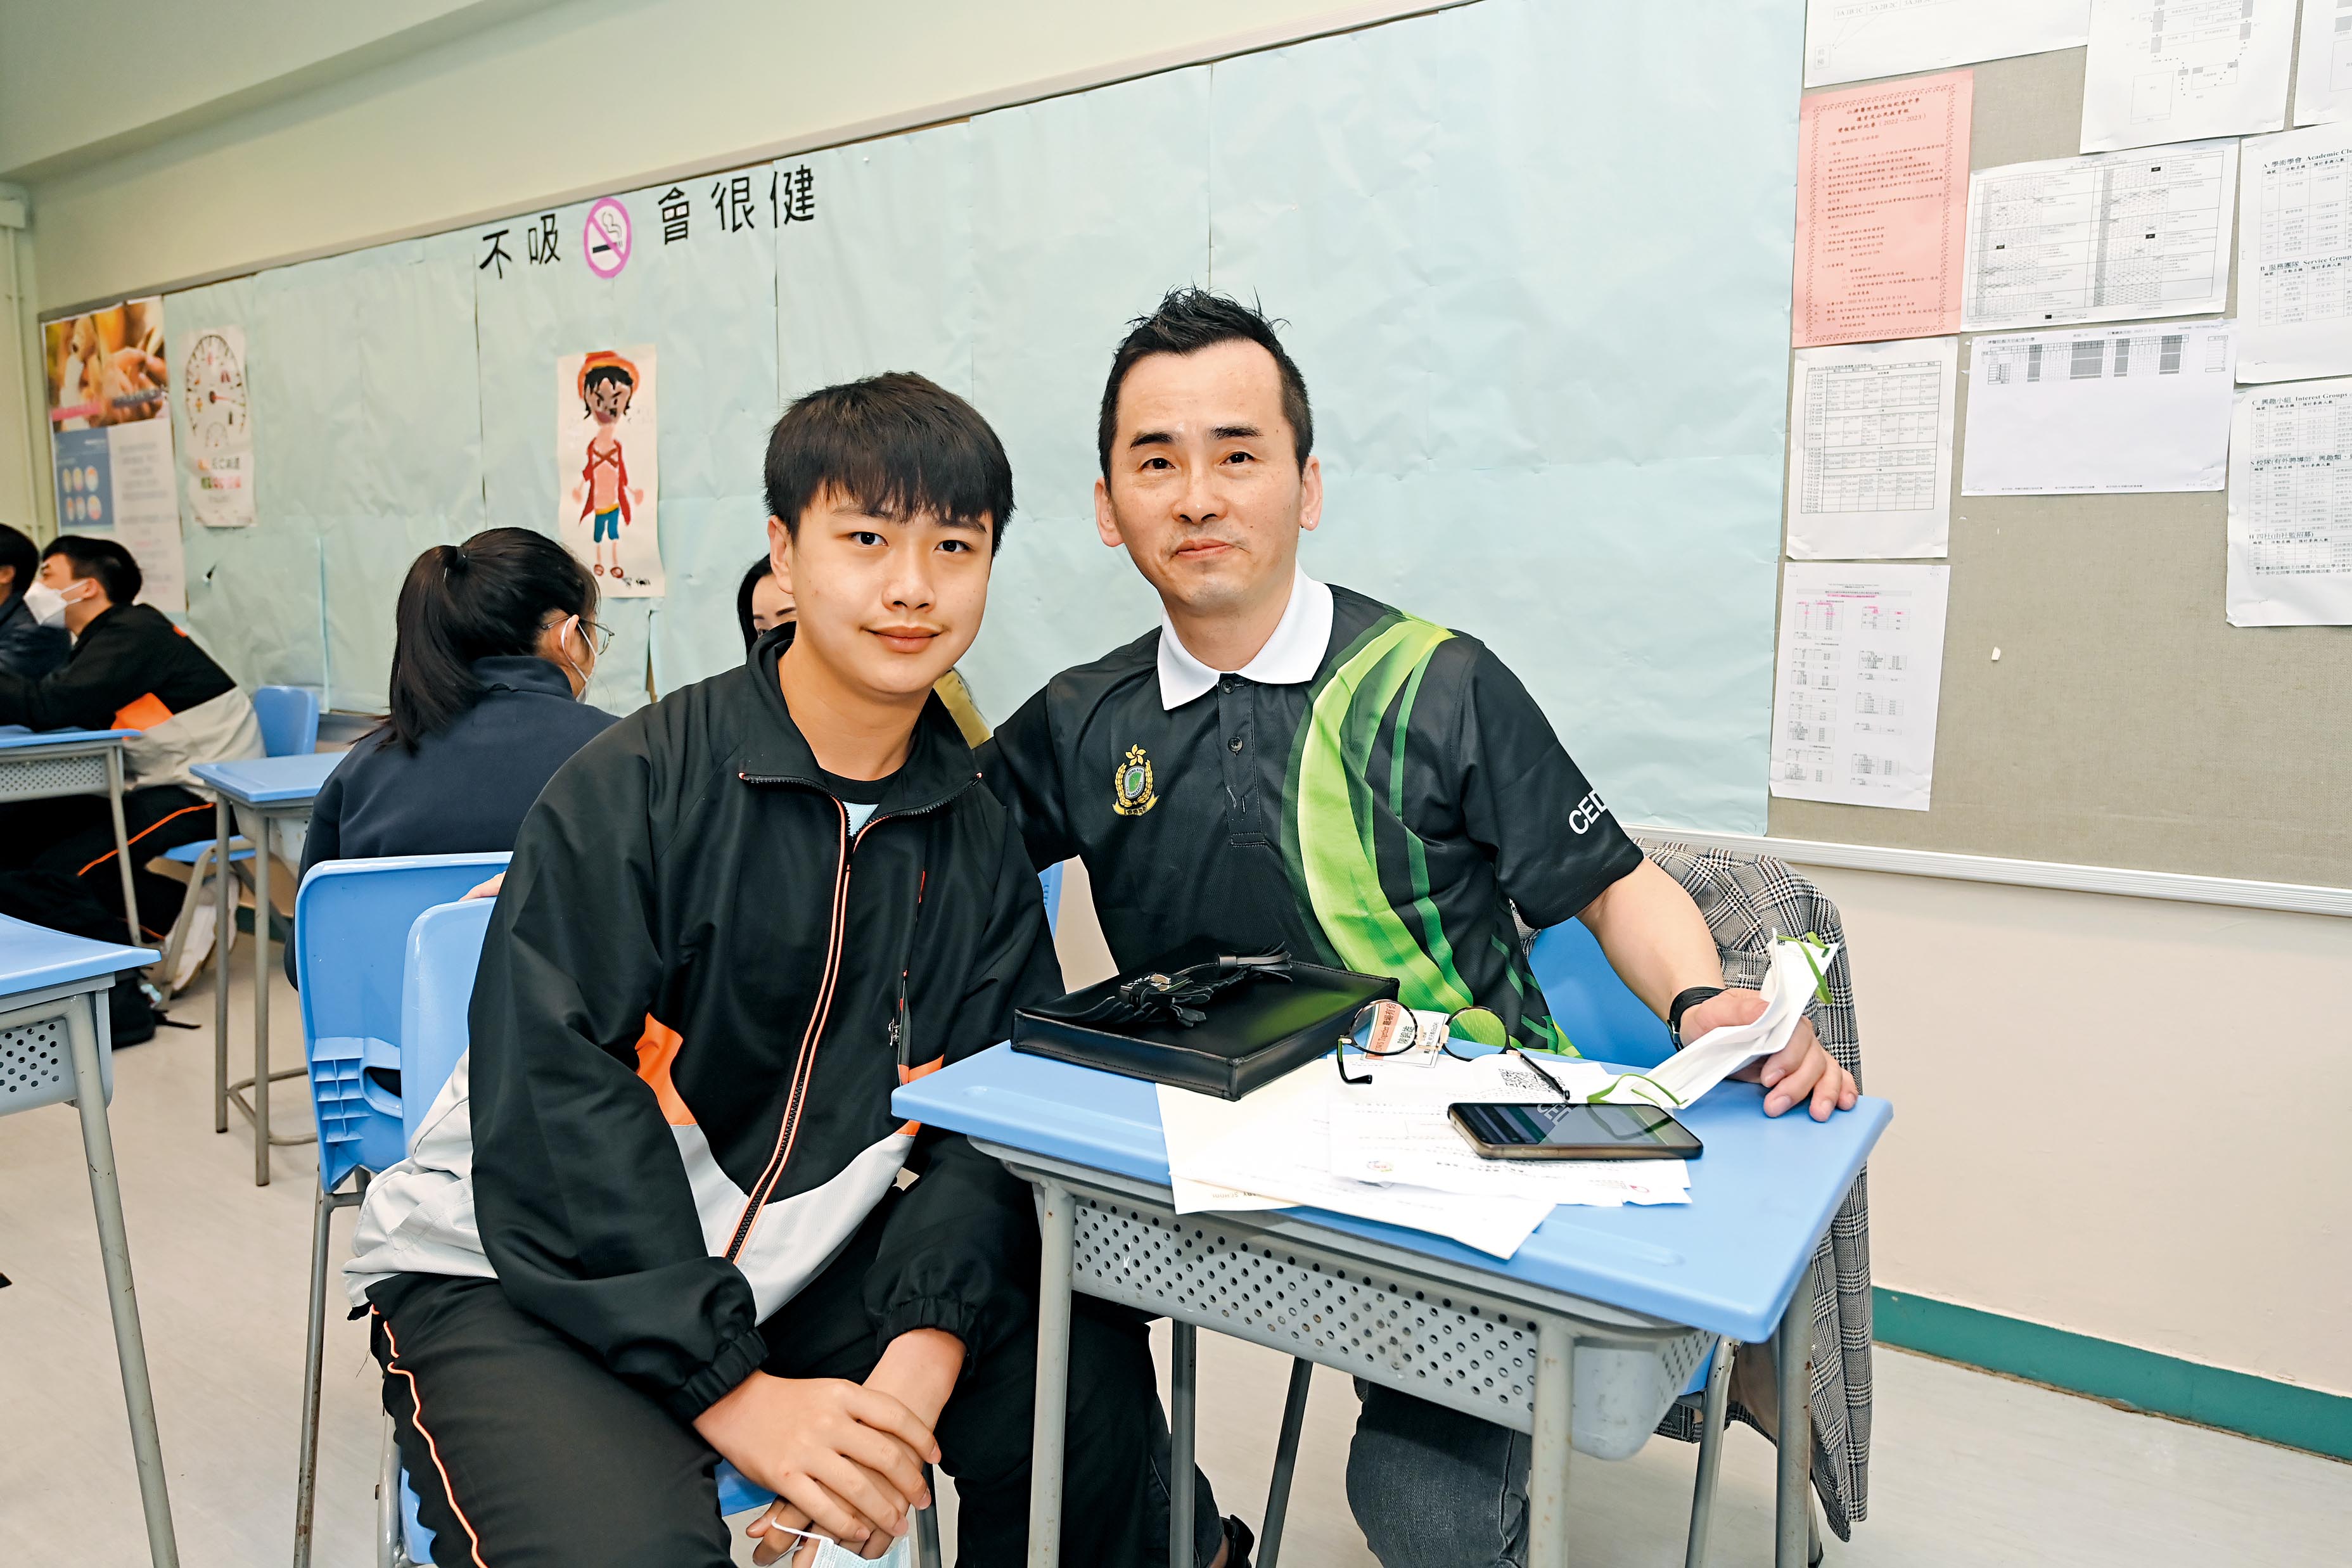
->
[296, 527, 617, 890]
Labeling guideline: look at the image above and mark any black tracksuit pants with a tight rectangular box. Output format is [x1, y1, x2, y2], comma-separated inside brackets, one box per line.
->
[369, 1192, 1226, 1567]
[0, 783, 213, 940]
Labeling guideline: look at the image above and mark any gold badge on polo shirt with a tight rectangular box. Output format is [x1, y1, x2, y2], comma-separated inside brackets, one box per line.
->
[1112, 744, 1159, 817]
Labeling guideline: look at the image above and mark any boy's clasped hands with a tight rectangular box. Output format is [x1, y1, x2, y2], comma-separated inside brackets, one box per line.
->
[694, 1328, 964, 1564]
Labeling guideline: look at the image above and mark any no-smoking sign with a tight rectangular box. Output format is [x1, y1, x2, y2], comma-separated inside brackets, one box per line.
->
[584, 198, 632, 279]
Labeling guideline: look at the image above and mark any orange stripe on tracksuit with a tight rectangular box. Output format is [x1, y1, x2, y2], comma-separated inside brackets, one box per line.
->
[378, 1312, 492, 1568]
[74, 801, 210, 877]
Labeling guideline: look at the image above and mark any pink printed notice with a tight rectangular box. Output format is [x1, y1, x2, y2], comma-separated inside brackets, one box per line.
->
[1794, 70, 1973, 347]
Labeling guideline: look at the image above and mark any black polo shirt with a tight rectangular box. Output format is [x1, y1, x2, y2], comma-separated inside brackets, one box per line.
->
[980, 581, 1643, 1054]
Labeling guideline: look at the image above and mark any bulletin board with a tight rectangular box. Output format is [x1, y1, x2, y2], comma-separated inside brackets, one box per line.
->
[99, 0, 1806, 840]
[1765, 48, 2352, 889]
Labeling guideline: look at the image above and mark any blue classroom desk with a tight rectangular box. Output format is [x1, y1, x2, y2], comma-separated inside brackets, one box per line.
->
[0, 915, 177, 1564]
[897, 1045, 1890, 1568]
[188, 751, 341, 1185]
[0, 725, 143, 945]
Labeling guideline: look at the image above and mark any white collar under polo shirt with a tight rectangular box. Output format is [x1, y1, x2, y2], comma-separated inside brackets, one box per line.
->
[1154, 568, 1336, 710]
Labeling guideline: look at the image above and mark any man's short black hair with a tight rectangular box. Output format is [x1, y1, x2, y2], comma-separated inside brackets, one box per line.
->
[0, 523, 36, 592]
[764, 371, 1015, 549]
[1097, 288, 1314, 478]
[43, 534, 141, 606]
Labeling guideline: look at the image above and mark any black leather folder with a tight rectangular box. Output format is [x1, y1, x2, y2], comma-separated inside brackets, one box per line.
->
[1013, 938, 1398, 1100]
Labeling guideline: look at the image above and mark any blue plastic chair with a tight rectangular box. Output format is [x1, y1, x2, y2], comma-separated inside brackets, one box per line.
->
[385, 897, 938, 1567]
[1039, 860, 1065, 934]
[253, 685, 323, 759]
[156, 686, 321, 944]
[286, 853, 510, 1568]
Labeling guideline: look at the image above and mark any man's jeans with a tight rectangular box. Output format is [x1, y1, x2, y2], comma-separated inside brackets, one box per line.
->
[1346, 1384, 1529, 1567]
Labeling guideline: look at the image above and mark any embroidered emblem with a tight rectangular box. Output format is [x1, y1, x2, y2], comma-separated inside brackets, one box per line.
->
[1112, 744, 1159, 817]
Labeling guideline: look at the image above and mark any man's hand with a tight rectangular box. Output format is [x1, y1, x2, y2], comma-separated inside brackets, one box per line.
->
[694, 1371, 936, 1558]
[746, 1331, 964, 1564]
[1677, 990, 1858, 1121]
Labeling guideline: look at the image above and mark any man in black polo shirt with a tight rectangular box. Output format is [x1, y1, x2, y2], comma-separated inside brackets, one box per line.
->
[981, 291, 1857, 1568]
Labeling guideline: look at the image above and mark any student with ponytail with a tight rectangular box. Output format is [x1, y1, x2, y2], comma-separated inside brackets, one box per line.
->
[296, 527, 615, 889]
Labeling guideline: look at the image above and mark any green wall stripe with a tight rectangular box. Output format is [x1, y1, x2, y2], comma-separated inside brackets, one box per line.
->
[1874, 1289, 2352, 1463]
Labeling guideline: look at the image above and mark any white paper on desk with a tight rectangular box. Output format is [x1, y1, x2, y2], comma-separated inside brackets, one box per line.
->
[1327, 1100, 1691, 1207]
[1786, 338, 1957, 559]
[2236, 122, 2352, 381]
[2293, 0, 2352, 126]
[1961, 321, 2237, 495]
[1602, 938, 1838, 1112]
[1156, 1067, 1553, 1258]
[2081, 0, 2294, 152]
[1804, 0, 2089, 89]
[2226, 379, 2352, 625]
[1769, 563, 1950, 812]
[1961, 143, 2238, 332]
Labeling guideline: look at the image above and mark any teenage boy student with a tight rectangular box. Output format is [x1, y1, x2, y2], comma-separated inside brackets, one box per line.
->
[0, 534, 263, 934]
[345, 374, 1239, 1568]
[979, 293, 1859, 1568]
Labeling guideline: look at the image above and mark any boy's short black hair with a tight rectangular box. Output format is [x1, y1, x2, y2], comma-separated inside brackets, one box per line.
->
[764, 372, 1015, 549]
[1097, 289, 1314, 478]
[42, 534, 141, 606]
[0, 523, 37, 592]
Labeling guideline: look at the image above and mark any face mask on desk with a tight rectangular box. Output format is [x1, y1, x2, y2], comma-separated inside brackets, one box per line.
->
[21, 582, 68, 627]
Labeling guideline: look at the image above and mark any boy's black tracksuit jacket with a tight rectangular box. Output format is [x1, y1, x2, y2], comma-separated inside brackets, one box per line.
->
[345, 628, 1064, 1424]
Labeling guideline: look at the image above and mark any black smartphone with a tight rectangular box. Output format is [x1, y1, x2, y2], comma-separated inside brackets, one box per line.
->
[1447, 1100, 1703, 1161]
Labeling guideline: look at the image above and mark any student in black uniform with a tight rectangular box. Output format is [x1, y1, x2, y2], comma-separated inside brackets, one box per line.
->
[0, 535, 262, 935]
[288, 527, 616, 984]
[980, 291, 1858, 1568]
[344, 374, 1241, 1568]
[0, 523, 69, 680]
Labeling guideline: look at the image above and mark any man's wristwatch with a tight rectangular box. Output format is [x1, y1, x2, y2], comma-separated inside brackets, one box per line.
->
[1666, 985, 1727, 1050]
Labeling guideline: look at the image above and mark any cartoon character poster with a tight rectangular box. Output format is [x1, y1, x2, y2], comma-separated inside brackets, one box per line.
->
[554, 344, 663, 596]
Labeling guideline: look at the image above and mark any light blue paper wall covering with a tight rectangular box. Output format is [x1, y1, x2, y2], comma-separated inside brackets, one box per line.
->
[1206, 0, 1799, 834]
[474, 180, 779, 712]
[146, 0, 1799, 832]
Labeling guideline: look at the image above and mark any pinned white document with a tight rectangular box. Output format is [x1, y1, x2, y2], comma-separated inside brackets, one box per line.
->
[1770, 563, 1952, 812]
[1962, 143, 2238, 332]
[2080, 0, 2295, 152]
[2236, 121, 2352, 381]
[1960, 321, 2237, 495]
[1803, 0, 2090, 89]
[1594, 938, 1838, 1112]
[1786, 338, 1958, 559]
[2227, 379, 2352, 625]
[2292, 0, 2352, 126]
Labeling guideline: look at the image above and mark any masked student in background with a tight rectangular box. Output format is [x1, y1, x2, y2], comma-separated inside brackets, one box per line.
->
[346, 374, 1246, 1568]
[979, 291, 1857, 1568]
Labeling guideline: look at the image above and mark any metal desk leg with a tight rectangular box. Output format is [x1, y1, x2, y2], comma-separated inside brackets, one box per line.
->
[1027, 1179, 1073, 1568]
[106, 746, 141, 947]
[1528, 1317, 1575, 1568]
[212, 797, 231, 1134]
[1257, 1358, 1314, 1568]
[1684, 1339, 1735, 1568]
[1169, 1320, 1197, 1568]
[252, 815, 271, 1186]
[67, 989, 181, 1566]
[1774, 1299, 1812, 1568]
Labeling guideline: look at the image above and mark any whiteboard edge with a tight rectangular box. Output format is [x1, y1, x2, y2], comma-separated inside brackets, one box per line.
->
[1628, 826, 2352, 918]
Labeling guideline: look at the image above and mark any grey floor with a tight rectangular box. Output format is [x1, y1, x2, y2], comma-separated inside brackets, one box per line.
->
[4, 955, 2346, 1567]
